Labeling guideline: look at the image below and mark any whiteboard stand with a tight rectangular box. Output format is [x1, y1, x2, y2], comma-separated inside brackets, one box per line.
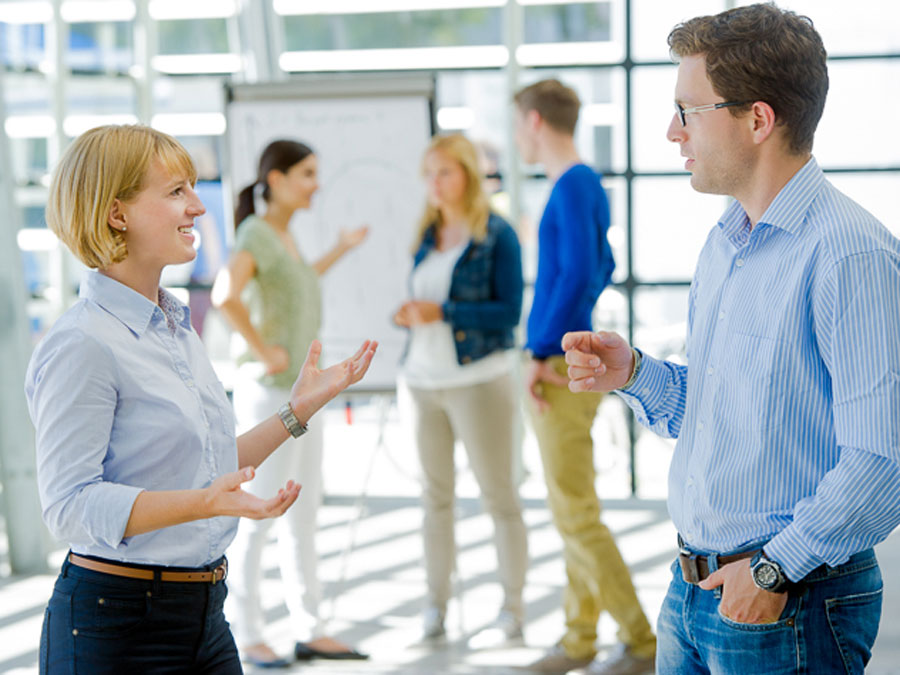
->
[323, 388, 399, 627]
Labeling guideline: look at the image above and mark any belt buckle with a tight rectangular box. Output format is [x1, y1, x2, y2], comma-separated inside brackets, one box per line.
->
[679, 546, 701, 584]
[211, 559, 228, 586]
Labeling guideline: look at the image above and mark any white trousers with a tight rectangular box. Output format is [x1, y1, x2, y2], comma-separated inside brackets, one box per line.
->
[226, 371, 325, 647]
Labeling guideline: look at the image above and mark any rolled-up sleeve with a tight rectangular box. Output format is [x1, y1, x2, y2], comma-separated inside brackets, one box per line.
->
[25, 328, 144, 548]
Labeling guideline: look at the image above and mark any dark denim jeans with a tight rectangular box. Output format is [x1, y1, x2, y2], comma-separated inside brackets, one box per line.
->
[40, 555, 242, 674]
[657, 546, 882, 674]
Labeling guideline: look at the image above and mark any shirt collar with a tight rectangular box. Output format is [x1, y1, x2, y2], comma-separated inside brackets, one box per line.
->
[717, 156, 825, 243]
[79, 270, 192, 335]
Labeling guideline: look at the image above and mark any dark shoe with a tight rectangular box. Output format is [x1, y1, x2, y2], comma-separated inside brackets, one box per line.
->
[294, 640, 369, 661]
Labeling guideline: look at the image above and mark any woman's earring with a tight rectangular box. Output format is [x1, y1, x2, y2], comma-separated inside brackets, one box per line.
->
[121, 226, 127, 232]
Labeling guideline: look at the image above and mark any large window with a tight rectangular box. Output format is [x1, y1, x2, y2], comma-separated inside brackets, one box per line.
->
[3, 0, 899, 495]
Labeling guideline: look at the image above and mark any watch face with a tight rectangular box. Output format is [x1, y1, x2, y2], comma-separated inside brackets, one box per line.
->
[755, 562, 779, 589]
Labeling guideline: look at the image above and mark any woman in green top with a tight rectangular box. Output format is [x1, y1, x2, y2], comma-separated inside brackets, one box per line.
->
[213, 140, 368, 667]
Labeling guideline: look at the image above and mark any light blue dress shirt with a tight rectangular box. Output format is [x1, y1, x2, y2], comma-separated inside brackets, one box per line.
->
[25, 271, 239, 567]
[618, 158, 900, 581]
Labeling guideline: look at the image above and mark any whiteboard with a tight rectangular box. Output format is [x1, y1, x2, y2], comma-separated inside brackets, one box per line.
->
[226, 76, 434, 391]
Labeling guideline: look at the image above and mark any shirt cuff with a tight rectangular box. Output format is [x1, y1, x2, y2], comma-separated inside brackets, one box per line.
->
[86, 482, 146, 549]
[763, 527, 823, 582]
[615, 351, 669, 419]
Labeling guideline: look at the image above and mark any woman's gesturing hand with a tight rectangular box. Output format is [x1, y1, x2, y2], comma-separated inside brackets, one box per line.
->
[288, 339, 377, 425]
[261, 343, 290, 375]
[562, 330, 635, 393]
[339, 225, 370, 251]
[205, 467, 301, 520]
[392, 300, 443, 327]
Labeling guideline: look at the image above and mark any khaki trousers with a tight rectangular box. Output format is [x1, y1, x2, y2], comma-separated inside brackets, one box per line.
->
[406, 373, 528, 619]
[527, 356, 656, 660]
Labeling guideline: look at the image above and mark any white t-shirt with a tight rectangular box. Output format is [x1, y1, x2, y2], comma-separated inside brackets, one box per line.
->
[401, 240, 514, 390]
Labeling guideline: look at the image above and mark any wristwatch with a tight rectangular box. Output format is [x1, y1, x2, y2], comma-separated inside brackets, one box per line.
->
[277, 402, 308, 438]
[750, 551, 790, 593]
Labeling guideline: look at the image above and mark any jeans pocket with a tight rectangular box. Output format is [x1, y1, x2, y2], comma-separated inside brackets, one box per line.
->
[825, 587, 883, 674]
[717, 590, 800, 631]
[72, 586, 152, 639]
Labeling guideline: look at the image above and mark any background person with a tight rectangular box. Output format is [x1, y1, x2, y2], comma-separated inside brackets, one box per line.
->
[25, 124, 375, 674]
[513, 79, 656, 675]
[212, 139, 369, 667]
[393, 133, 528, 645]
[564, 4, 900, 673]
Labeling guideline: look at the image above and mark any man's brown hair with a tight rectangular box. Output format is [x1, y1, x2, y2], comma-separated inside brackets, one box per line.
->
[514, 79, 580, 136]
[668, 2, 828, 155]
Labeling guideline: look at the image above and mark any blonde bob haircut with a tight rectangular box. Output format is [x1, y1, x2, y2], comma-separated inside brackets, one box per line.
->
[414, 133, 491, 249]
[46, 124, 197, 269]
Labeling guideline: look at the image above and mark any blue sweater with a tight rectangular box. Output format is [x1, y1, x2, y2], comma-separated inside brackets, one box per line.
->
[411, 212, 523, 364]
[526, 164, 615, 358]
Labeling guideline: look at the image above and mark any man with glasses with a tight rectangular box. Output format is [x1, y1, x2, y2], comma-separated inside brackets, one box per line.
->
[564, 4, 900, 673]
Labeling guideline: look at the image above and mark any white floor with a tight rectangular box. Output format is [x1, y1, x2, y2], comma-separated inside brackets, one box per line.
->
[1, 397, 899, 674]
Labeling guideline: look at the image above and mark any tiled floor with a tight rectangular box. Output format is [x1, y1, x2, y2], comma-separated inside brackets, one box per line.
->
[1, 399, 899, 673]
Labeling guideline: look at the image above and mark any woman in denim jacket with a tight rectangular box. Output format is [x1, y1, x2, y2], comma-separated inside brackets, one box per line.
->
[393, 134, 528, 644]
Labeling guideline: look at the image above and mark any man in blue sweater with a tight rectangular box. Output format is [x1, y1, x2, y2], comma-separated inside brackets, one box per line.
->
[514, 79, 656, 675]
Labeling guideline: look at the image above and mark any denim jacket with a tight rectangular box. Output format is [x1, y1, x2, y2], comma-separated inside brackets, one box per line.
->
[409, 212, 523, 365]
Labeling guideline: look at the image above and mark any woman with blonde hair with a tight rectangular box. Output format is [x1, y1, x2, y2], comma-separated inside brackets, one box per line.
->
[393, 133, 528, 643]
[26, 124, 375, 673]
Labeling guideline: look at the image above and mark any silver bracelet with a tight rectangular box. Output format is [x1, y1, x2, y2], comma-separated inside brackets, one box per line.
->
[618, 348, 643, 390]
[277, 402, 308, 438]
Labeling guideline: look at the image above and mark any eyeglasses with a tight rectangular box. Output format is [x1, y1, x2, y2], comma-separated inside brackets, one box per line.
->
[674, 100, 750, 127]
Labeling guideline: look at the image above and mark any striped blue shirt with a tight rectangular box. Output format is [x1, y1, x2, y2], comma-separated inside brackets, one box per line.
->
[618, 158, 900, 581]
[25, 271, 239, 567]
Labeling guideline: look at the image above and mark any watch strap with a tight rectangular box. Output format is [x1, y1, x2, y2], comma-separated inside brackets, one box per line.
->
[278, 402, 308, 438]
[619, 348, 643, 390]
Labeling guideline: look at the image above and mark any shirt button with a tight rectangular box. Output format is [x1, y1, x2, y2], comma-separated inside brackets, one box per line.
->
[697, 422, 704, 432]
[707, 367, 714, 376]
[718, 311, 725, 321]
[686, 477, 694, 487]
[185, 378, 195, 388]
[736, 258, 745, 267]
[455, 330, 466, 341]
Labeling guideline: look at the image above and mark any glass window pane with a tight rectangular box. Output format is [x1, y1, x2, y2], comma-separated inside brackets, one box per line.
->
[633, 176, 728, 282]
[0, 22, 45, 69]
[827, 172, 900, 239]
[65, 74, 135, 116]
[631, 64, 679, 173]
[436, 69, 506, 152]
[67, 21, 132, 73]
[8, 137, 48, 185]
[816, 60, 900, 169]
[523, 2, 611, 44]
[157, 18, 230, 54]
[154, 75, 225, 114]
[736, 0, 900, 56]
[631, 0, 724, 62]
[281, 9, 502, 51]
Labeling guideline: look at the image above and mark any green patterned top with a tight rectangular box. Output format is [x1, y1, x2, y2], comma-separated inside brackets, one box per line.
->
[233, 215, 322, 389]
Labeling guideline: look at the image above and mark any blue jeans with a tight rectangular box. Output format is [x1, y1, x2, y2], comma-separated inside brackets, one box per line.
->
[40, 554, 242, 674]
[657, 545, 882, 674]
